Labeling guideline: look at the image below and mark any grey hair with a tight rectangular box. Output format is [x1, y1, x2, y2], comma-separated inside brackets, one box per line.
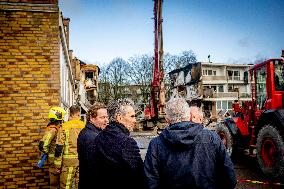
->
[107, 98, 135, 122]
[165, 97, 191, 124]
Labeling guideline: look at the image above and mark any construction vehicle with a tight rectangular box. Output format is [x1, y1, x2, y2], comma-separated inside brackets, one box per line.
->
[141, 0, 166, 129]
[216, 51, 284, 178]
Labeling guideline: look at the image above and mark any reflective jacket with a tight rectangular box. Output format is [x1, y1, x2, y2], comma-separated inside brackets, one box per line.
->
[38, 122, 61, 165]
[54, 119, 85, 169]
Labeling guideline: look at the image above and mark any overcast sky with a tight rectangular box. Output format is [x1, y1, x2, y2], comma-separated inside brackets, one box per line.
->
[59, 0, 284, 66]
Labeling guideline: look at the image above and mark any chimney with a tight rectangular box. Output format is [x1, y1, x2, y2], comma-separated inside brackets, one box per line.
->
[63, 18, 70, 49]
[281, 50, 284, 58]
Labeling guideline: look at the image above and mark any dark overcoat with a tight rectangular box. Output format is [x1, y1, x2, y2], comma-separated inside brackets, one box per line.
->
[93, 121, 145, 189]
[144, 121, 237, 189]
[77, 122, 102, 189]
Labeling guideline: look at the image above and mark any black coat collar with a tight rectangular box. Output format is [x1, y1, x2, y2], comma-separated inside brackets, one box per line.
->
[86, 122, 102, 133]
[108, 121, 130, 135]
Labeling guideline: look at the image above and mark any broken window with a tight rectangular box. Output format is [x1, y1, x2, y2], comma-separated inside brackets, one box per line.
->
[85, 72, 93, 79]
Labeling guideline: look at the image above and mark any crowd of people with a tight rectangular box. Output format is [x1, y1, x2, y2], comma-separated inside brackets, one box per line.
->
[38, 97, 237, 189]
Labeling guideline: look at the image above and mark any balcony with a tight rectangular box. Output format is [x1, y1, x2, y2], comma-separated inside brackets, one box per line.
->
[203, 76, 226, 81]
[213, 92, 238, 98]
[228, 76, 240, 81]
[240, 92, 251, 98]
[204, 91, 238, 99]
[84, 78, 97, 90]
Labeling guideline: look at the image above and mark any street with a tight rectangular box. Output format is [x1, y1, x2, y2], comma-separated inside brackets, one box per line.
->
[132, 132, 283, 189]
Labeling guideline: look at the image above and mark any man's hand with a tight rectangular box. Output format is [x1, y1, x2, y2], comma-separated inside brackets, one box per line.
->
[55, 168, 61, 173]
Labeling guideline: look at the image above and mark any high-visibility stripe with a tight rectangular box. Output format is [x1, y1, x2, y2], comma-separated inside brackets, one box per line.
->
[44, 133, 52, 147]
[54, 160, 61, 166]
[65, 167, 74, 189]
[238, 179, 284, 186]
[64, 129, 70, 155]
[63, 154, 78, 158]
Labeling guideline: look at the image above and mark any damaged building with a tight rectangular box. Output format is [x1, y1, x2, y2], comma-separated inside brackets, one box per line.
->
[169, 62, 252, 122]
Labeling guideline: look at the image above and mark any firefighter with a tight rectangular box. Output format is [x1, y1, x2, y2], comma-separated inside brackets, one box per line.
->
[54, 105, 84, 189]
[38, 106, 66, 189]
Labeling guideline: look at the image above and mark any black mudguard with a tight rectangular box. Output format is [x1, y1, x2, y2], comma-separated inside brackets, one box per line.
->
[256, 109, 284, 134]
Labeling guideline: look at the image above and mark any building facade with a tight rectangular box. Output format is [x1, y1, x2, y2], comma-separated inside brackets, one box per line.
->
[201, 62, 252, 119]
[169, 62, 252, 120]
[0, 1, 76, 187]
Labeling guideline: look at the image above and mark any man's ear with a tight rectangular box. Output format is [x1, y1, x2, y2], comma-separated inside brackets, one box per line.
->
[116, 114, 121, 122]
[165, 117, 171, 124]
[189, 112, 193, 121]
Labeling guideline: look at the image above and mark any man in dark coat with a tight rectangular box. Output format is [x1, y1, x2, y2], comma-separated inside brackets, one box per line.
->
[77, 102, 109, 189]
[93, 98, 145, 189]
[144, 97, 237, 189]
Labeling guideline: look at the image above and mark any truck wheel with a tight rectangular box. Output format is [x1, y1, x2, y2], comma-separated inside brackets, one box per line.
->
[256, 125, 284, 178]
[216, 123, 233, 156]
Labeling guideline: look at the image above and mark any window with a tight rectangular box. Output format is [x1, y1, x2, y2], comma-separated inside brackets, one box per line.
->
[218, 85, 224, 92]
[222, 101, 227, 109]
[216, 100, 233, 111]
[228, 84, 238, 92]
[203, 69, 216, 76]
[204, 85, 224, 93]
[274, 60, 284, 91]
[256, 66, 267, 109]
[208, 70, 212, 75]
[85, 72, 94, 79]
[228, 70, 240, 80]
[228, 101, 233, 110]
[217, 101, 221, 109]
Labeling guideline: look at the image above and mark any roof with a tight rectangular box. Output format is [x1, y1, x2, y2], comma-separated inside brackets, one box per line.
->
[201, 62, 253, 67]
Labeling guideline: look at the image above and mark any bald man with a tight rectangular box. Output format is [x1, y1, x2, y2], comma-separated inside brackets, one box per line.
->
[189, 106, 203, 124]
[144, 97, 236, 189]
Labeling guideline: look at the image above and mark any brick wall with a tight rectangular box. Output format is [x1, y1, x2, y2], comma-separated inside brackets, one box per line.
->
[0, 1, 60, 188]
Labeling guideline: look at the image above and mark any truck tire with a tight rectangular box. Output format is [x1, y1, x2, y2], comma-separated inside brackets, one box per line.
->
[256, 125, 284, 178]
[216, 123, 233, 156]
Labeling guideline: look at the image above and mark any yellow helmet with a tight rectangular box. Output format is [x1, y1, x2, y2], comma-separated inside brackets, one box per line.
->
[48, 107, 66, 121]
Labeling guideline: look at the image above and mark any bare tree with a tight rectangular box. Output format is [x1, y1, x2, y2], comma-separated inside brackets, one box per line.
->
[97, 50, 197, 104]
[98, 65, 112, 104]
[106, 57, 129, 100]
[127, 54, 153, 104]
[179, 50, 197, 68]
[164, 50, 197, 81]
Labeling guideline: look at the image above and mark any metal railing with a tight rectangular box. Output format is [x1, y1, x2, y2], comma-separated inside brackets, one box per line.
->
[228, 76, 241, 81]
[203, 76, 226, 81]
[213, 92, 238, 98]
[240, 92, 251, 98]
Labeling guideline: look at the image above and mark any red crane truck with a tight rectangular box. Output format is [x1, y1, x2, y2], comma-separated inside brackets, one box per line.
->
[216, 52, 284, 178]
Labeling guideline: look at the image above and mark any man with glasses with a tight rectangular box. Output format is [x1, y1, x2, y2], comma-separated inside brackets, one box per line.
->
[92, 98, 144, 189]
